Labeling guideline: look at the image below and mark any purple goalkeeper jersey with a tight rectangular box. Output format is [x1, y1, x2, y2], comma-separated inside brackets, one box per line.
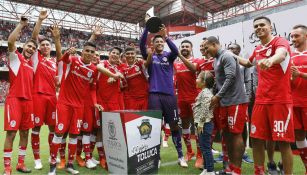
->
[140, 27, 178, 95]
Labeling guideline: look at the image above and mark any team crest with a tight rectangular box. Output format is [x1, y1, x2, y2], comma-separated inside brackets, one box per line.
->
[58, 123, 64, 131]
[251, 124, 256, 134]
[162, 57, 168, 62]
[137, 119, 152, 140]
[108, 121, 116, 139]
[35, 117, 40, 124]
[266, 48, 272, 57]
[10, 120, 16, 127]
[87, 71, 92, 78]
[135, 66, 140, 72]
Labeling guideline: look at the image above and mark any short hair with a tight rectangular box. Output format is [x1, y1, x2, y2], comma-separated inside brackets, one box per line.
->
[206, 36, 220, 45]
[152, 35, 163, 43]
[39, 37, 51, 44]
[25, 39, 38, 49]
[253, 16, 271, 24]
[110, 46, 122, 54]
[181, 40, 193, 47]
[292, 24, 307, 32]
[199, 71, 214, 89]
[124, 47, 135, 53]
[202, 37, 207, 41]
[84, 41, 96, 49]
[229, 43, 241, 53]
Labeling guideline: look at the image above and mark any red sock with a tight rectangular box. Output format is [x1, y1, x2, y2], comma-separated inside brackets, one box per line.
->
[195, 134, 202, 157]
[31, 131, 40, 160]
[90, 135, 96, 152]
[50, 135, 62, 164]
[164, 124, 171, 141]
[83, 135, 91, 161]
[298, 147, 307, 172]
[48, 132, 54, 155]
[59, 139, 66, 159]
[18, 146, 27, 164]
[96, 142, 105, 160]
[182, 129, 193, 153]
[222, 136, 229, 162]
[4, 149, 12, 168]
[76, 136, 82, 156]
[68, 138, 77, 164]
[230, 164, 241, 175]
[254, 165, 265, 175]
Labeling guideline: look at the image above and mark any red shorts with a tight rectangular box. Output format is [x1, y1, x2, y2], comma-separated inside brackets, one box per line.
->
[178, 100, 194, 118]
[33, 93, 56, 126]
[81, 105, 99, 132]
[219, 103, 248, 134]
[55, 104, 83, 135]
[250, 104, 294, 142]
[4, 97, 34, 131]
[99, 101, 123, 111]
[124, 97, 148, 110]
[293, 107, 307, 131]
[213, 106, 221, 131]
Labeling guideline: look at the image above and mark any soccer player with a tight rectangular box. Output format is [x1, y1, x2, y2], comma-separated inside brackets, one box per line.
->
[238, 16, 294, 175]
[48, 43, 120, 175]
[140, 24, 188, 167]
[30, 10, 62, 170]
[204, 36, 249, 175]
[227, 43, 254, 164]
[122, 46, 149, 110]
[290, 24, 307, 174]
[174, 40, 200, 162]
[3, 16, 38, 175]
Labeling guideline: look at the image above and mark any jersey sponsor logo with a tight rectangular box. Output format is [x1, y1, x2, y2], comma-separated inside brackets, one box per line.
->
[41, 61, 56, 72]
[71, 70, 91, 81]
[10, 120, 16, 128]
[35, 117, 40, 124]
[58, 123, 64, 131]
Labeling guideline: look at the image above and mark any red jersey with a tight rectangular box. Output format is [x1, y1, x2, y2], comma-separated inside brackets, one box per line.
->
[96, 60, 125, 103]
[122, 60, 148, 99]
[7, 50, 33, 100]
[249, 37, 292, 104]
[196, 57, 215, 75]
[32, 51, 57, 96]
[291, 50, 307, 107]
[58, 54, 97, 107]
[174, 58, 199, 101]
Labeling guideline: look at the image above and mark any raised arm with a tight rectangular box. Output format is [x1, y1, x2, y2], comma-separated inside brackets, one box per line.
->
[258, 48, 288, 70]
[159, 24, 178, 61]
[8, 17, 28, 52]
[234, 55, 253, 68]
[96, 64, 123, 79]
[88, 25, 103, 43]
[50, 24, 62, 61]
[178, 53, 197, 72]
[144, 49, 153, 68]
[32, 10, 48, 41]
[139, 27, 149, 59]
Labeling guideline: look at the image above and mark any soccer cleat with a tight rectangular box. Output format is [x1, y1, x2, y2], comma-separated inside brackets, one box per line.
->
[212, 148, 220, 155]
[205, 172, 216, 175]
[267, 161, 278, 175]
[76, 155, 85, 167]
[195, 155, 204, 169]
[100, 158, 107, 169]
[215, 169, 232, 175]
[91, 157, 99, 165]
[178, 157, 188, 168]
[3, 167, 12, 175]
[242, 153, 253, 164]
[48, 164, 56, 175]
[85, 159, 97, 169]
[66, 163, 79, 175]
[277, 162, 284, 175]
[199, 169, 207, 175]
[162, 140, 169, 148]
[57, 158, 66, 169]
[185, 151, 195, 161]
[16, 163, 31, 173]
[34, 159, 43, 170]
[214, 154, 223, 163]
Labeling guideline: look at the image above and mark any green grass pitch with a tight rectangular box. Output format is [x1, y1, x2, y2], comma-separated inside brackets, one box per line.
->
[0, 106, 304, 174]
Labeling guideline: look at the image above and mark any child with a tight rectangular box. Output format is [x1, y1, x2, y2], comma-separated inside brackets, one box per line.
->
[192, 71, 215, 175]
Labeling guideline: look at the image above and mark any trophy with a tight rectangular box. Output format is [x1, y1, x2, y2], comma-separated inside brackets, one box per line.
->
[145, 7, 162, 33]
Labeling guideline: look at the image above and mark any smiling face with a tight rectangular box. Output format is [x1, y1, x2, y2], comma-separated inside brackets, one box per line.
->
[180, 42, 192, 57]
[125, 50, 136, 65]
[81, 45, 96, 64]
[291, 27, 307, 49]
[253, 18, 272, 40]
[203, 40, 218, 57]
[109, 48, 121, 65]
[22, 41, 37, 59]
[153, 37, 164, 53]
[39, 39, 51, 57]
